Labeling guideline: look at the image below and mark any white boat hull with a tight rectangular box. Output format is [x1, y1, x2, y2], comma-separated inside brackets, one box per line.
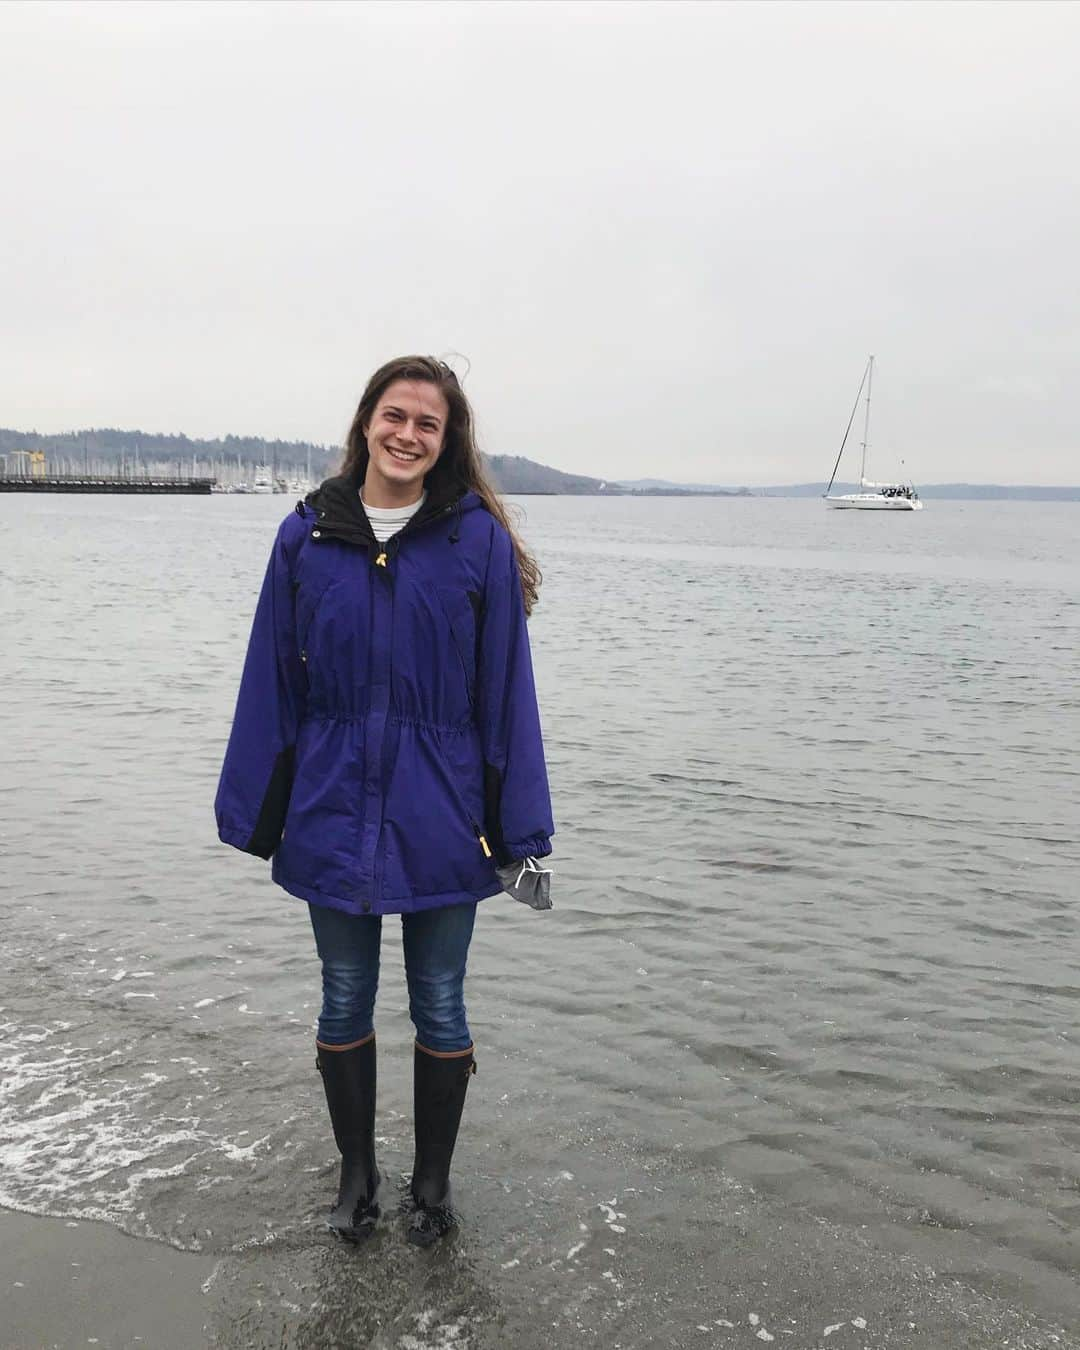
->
[826, 493, 923, 510]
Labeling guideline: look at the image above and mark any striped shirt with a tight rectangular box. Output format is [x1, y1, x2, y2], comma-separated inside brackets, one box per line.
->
[360, 491, 427, 543]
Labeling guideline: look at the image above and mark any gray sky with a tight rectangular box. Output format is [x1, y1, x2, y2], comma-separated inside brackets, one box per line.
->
[2, 0, 1078, 485]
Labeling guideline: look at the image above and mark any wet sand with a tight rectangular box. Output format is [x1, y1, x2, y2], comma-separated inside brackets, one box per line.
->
[3, 1187, 1076, 1350]
[0, 1211, 213, 1350]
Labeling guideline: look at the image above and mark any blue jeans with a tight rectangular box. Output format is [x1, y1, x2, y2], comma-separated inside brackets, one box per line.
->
[309, 902, 477, 1054]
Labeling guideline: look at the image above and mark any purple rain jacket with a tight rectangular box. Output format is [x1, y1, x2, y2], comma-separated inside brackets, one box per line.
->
[215, 472, 554, 917]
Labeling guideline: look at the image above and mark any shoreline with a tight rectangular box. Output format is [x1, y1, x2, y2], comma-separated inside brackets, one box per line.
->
[3, 1188, 1077, 1350]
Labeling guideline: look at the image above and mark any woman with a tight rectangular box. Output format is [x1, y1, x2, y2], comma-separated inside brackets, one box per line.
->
[215, 356, 554, 1246]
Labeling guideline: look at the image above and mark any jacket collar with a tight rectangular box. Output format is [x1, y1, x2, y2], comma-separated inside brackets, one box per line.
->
[304, 469, 473, 549]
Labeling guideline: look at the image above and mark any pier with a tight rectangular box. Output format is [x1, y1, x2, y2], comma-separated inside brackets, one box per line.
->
[0, 474, 216, 495]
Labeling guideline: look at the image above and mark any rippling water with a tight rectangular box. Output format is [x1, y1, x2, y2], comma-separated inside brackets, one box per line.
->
[2, 494, 1079, 1348]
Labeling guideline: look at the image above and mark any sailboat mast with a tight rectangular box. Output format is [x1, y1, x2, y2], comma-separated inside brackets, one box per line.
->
[859, 355, 874, 487]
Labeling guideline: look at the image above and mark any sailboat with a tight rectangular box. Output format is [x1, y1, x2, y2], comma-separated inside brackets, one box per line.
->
[824, 356, 923, 510]
[251, 465, 274, 495]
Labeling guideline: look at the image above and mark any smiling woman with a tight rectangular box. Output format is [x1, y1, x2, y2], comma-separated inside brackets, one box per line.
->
[215, 354, 554, 1249]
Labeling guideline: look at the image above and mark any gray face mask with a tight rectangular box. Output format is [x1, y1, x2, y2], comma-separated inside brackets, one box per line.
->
[495, 856, 553, 911]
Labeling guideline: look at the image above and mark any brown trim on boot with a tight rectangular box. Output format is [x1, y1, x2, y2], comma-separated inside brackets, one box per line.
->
[317, 1030, 376, 1052]
[415, 1040, 476, 1061]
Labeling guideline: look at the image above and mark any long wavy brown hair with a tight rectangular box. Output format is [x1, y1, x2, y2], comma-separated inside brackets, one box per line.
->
[340, 355, 542, 614]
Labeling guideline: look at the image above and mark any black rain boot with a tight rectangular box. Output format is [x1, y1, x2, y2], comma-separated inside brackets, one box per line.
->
[316, 1035, 380, 1241]
[407, 1043, 476, 1248]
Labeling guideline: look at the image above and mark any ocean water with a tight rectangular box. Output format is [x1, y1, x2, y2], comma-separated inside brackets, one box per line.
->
[2, 493, 1079, 1348]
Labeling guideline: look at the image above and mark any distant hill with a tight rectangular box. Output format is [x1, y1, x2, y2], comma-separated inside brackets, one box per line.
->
[617, 477, 752, 496]
[626, 477, 1080, 500]
[484, 454, 620, 495]
[489, 456, 746, 495]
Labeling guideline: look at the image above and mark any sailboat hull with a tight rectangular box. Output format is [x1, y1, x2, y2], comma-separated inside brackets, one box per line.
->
[826, 494, 923, 510]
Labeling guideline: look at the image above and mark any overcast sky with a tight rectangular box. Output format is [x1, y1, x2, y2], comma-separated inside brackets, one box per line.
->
[2, 1, 1077, 485]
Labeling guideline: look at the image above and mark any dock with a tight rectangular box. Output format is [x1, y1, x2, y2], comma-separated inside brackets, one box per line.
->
[0, 475, 216, 495]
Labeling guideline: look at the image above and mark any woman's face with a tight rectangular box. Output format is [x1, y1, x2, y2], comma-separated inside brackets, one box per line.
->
[362, 378, 449, 505]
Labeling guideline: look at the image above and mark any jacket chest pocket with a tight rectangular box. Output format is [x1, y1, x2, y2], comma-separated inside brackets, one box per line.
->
[294, 541, 369, 667]
[295, 577, 335, 663]
[436, 586, 481, 707]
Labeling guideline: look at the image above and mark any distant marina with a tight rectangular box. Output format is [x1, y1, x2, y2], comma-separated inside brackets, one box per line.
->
[0, 447, 315, 496]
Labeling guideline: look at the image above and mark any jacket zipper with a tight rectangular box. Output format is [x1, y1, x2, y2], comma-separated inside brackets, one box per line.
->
[366, 502, 457, 580]
[307, 497, 485, 867]
[474, 825, 493, 859]
[376, 500, 457, 566]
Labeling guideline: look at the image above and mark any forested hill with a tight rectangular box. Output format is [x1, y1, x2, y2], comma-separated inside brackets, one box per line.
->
[484, 454, 615, 494]
[486, 456, 747, 494]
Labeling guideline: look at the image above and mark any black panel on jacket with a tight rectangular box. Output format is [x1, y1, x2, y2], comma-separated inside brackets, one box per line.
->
[245, 746, 296, 859]
[482, 761, 512, 866]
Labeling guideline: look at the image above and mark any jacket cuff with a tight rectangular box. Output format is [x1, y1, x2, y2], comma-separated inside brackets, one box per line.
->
[503, 835, 552, 862]
[218, 821, 275, 861]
